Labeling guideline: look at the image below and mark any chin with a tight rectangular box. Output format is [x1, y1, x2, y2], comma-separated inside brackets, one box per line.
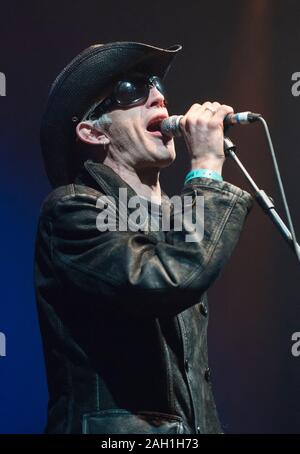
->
[159, 151, 176, 168]
[140, 138, 176, 168]
[155, 140, 176, 166]
[148, 147, 176, 169]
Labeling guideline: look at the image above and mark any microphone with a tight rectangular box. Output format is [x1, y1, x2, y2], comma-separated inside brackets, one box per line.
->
[160, 111, 261, 138]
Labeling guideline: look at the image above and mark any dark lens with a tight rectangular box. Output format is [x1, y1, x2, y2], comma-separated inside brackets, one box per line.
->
[115, 80, 148, 106]
[149, 76, 167, 104]
[150, 77, 166, 96]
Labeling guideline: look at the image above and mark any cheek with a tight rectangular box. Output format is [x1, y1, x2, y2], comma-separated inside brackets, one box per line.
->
[125, 123, 149, 148]
[110, 123, 135, 148]
[107, 110, 148, 148]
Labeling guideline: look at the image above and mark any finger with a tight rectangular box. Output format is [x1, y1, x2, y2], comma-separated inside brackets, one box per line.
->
[211, 101, 221, 110]
[181, 103, 204, 130]
[187, 101, 216, 115]
[209, 104, 234, 126]
[190, 102, 217, 121]
[185, 103, 204, 118]
[200, 101, 216, 114]
[182, 101, 221, 130]
[201, 102, 222, 118]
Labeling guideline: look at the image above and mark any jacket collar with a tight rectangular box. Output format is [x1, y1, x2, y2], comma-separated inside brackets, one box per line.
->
[80, 160, 137, 201]
[75, 160, 170, 205]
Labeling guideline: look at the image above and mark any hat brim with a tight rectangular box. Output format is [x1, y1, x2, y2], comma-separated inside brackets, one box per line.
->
[41, 42, 182, 188]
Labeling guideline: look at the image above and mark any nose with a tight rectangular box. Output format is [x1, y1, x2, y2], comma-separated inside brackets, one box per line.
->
[147, 86, 166, 108]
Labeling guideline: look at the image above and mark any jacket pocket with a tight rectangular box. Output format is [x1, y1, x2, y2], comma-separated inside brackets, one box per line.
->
[82, 409, 184, 434]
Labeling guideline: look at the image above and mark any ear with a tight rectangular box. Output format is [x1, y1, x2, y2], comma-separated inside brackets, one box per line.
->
[76, 121, 110, 146]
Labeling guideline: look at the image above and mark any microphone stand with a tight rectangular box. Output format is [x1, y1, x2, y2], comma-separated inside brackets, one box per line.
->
[224, 136, 300, 262]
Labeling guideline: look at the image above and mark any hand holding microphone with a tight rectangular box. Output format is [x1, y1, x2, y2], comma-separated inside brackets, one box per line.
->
[161, 102, 261, 173]
[161, 111, 261, 137]
[164, 102, 234, 173]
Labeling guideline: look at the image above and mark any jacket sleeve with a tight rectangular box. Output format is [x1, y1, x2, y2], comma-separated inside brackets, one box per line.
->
[40, 179, 253, 317]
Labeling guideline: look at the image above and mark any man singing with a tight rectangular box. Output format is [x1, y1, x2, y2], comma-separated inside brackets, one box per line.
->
[35, 42, 252, 434]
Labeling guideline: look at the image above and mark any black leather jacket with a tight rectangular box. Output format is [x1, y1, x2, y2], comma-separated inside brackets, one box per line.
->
[34, 160, 253, 434]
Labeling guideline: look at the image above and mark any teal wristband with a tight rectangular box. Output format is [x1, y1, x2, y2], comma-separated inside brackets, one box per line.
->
[184, 169, 223, 184]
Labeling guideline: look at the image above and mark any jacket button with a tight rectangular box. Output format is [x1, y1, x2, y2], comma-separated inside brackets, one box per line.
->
[204, 367, 211, 382]
[199, 301, 208, 317]
[184, 359, 189, 372]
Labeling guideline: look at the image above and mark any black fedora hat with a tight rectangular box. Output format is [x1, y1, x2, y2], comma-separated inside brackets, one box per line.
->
[40, 41, 182, 188]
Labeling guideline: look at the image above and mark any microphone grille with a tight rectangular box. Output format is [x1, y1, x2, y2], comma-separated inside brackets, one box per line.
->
[161, 115, 182, 138]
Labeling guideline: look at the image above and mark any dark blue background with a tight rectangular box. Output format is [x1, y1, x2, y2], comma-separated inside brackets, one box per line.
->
[0, 0, 300, 433]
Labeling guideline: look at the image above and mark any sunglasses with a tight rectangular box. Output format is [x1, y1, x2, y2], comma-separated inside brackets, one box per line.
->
[87, 74, 167, 120]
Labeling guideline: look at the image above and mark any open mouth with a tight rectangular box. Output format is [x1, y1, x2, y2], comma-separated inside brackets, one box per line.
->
[146, 117, 166, 137]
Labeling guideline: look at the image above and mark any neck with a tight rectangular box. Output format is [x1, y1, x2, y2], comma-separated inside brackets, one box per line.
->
[103, 156, 162, 204]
